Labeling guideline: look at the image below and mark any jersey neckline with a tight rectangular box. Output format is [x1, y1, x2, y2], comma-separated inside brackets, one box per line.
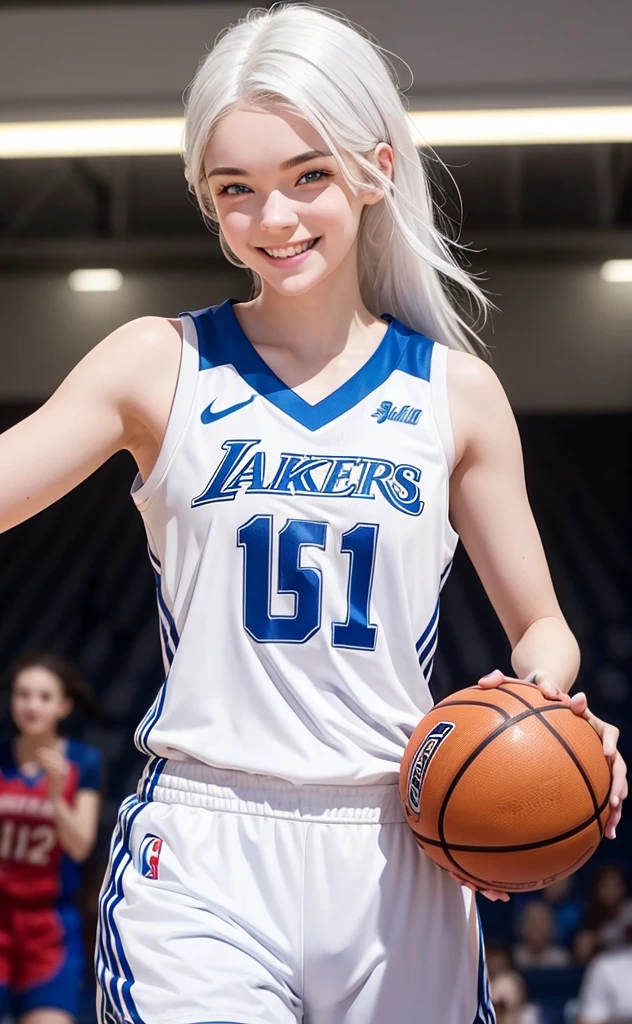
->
[214, 298, 406, 432]
[2, 736, 69, 788]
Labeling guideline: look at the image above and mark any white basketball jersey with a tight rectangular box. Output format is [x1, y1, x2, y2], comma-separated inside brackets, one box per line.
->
[131, 298, 458, 786]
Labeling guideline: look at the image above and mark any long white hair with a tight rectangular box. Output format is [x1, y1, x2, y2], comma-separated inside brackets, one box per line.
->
[183, 3, 490, 354]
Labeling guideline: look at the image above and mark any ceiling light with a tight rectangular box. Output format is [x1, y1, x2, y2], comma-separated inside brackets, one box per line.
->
[68, 269, 123, 292]
[2, 107, 632, 159]
[600, 260, 632, 283]
[0, 118, 183, 159]
[409, 106, 632, 147]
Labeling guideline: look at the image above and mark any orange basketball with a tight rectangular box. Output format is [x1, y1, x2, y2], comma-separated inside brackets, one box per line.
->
[399, 681, 611, 892]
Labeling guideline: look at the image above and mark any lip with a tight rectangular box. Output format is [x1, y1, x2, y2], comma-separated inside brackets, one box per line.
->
[257, 237, 321, 266]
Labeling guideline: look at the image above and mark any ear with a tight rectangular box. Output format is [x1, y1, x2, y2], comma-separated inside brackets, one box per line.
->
[363, 142, 395, 206]
[60, 696, 74, 722]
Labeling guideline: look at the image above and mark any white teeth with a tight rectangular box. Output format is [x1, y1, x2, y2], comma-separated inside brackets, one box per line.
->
[263, 239, 316, 259]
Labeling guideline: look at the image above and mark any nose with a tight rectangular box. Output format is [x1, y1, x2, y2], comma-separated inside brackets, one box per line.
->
[259, 190, 299, 233]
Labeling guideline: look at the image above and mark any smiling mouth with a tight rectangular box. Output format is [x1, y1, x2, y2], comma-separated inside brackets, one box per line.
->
[258, 237, 321, 259]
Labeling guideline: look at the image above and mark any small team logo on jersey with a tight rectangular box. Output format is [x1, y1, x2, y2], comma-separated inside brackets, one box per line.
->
[372, 401, 422, 425]
[407, 721, 455, 814]
[138, 833, 163, 880]
[201, 395, 255, 424]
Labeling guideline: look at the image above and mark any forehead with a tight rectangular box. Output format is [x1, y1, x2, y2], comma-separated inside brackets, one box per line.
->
[203, 105, 328, 174]
[14, 666, 62, 691]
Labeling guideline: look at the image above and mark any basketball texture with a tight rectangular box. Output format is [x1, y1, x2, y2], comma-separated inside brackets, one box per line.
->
[399, 682, 611, 891]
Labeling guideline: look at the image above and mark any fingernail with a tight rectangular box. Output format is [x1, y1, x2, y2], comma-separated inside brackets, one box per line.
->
[612, 796, 619, 807]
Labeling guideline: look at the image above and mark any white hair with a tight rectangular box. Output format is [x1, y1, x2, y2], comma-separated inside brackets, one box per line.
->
[183, 3, 490, 354]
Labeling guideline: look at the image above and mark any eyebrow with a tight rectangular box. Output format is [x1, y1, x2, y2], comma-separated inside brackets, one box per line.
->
[207, 149, 333, 178]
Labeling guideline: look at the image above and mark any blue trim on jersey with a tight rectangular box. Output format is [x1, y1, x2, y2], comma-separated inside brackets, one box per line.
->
[149, 554, 179, 661]
[96, 795, 146, 1024]
[415, 561, 452, 683]
[416, 599, 439, 655]
[135, 546, 180, 756]
[440, 559, 453, 587]
[473, 909, 497, 1023]
[185, 298, 434, 432]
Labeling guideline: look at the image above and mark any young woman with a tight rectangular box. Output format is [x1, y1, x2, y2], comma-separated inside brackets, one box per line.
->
[0, 6, 626, 1023]
[0, 652, 102, 1024]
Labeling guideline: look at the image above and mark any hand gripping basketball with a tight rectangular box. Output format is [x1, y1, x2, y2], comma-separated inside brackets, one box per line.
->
[478, 669, 628, 841]
[400, 677, 625, 899]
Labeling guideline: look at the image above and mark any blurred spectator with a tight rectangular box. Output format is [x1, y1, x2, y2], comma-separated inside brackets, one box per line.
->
[487, 940, 517, 980]
[486, 943, 542, 1024]
[492, 971, 543, 1024]
[575, 866, 632, 965]
[513, 877, 584, 951]
[0, 651, 103, 1022]
[576, 921, 632, 1024]
[513, 902, 572, 969]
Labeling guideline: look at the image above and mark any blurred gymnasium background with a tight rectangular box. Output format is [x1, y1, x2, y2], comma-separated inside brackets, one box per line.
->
[0, 2, 630, 1022]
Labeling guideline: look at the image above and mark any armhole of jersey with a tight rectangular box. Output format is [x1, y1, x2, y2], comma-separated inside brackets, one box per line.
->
[131, 314, 199, 510]
[429, 341, 460, 560]
[429, 341, 456, 473]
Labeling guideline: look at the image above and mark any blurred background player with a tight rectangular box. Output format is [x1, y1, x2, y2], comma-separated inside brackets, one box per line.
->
[0, 653, 103, 1024]
[576, 918, 632, 1024]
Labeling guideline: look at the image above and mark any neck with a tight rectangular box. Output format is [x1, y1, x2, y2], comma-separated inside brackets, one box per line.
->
[16, 732, 60, 760]
[247, 248, 381, 360]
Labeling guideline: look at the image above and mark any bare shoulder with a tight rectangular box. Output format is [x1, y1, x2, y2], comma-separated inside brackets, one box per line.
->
[89, 314, 183, 447]
[445, 349, 516, 466]
[445, 348, 502, 397]
[94, 314, 182, 384]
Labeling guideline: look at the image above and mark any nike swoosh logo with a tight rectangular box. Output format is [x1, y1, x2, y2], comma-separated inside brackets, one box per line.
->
[200, 395, 255, 424]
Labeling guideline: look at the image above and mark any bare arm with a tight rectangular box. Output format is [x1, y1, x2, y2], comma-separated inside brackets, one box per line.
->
[51, 789, 101, 863]
[447, 351, 580, 692]
[0, 314, 182, 535]
[447, 351, 626, 837]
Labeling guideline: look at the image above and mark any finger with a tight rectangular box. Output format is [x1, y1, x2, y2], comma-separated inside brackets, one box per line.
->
[602, 725, 621, 761]
[577, 705, 620, 760]
[537, 680, 570, 703]
[569, 692, 589, 717]
[604, 757, 627, 839]
[605, 804, 622, 840]
[478, 670, 510, 688]
[481, 890, 511, 902]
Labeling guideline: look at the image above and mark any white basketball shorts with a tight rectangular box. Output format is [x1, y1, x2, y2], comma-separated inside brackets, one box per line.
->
[96, 759, 495, 1024]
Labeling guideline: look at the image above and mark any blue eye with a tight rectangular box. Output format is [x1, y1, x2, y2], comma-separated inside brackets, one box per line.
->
[218, 183, 252, 196]
[297, 169, 330, 184]
[217, 169, 331, 196]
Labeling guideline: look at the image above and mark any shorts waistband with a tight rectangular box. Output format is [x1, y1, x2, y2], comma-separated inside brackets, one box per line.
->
[138, 757, 407, 824]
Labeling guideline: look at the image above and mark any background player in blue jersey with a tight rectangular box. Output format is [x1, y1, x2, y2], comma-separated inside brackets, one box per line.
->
[0, 5, 628, 1023]
[0, 653, 102, 1024]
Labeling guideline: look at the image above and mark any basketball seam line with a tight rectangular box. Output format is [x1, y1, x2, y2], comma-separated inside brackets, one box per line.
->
[413, 789, 610, 853]
[434, 701, 607, 881]
[433, 699, 511, 721]
[500, 686, 606, 839]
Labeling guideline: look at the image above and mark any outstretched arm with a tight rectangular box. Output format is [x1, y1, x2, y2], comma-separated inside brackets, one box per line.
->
[0, 315, 181, 535]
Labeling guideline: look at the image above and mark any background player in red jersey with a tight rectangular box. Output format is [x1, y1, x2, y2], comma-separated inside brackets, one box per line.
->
[0, 652, 103, 1024]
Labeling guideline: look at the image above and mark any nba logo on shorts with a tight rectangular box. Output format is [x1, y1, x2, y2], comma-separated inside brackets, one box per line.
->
[139, 833, 163, 880]
[407, 721, 455, 814]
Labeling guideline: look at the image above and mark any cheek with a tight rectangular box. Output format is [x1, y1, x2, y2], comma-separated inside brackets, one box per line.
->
[314, 188, 358, 229]
[222, 207, 255, 244]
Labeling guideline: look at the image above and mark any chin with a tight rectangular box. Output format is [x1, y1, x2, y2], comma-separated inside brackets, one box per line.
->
[264, 270, 332, 298]
[19, 722, 48, 736]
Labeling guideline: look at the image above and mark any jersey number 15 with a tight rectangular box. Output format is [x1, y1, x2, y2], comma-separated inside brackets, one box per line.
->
[237, 515, 379, 650]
